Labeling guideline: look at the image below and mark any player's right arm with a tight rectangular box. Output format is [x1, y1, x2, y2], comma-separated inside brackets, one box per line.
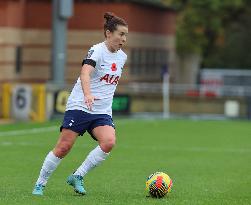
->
[80, 64, 100, 111]
[80, 64, 94, 110]
[80, 46, 101, 110]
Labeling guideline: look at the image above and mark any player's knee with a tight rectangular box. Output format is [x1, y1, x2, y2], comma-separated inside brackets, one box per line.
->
[54, 143, 72, 158]
[107, 137, 116, 149]
[100, 136, 116, 153]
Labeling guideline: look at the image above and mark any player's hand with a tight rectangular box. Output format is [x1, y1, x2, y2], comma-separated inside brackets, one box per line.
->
[84, 94, 99, 111]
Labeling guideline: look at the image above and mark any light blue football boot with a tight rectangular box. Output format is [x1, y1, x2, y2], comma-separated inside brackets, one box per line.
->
[32, 184, 45, 196]
[67, 174, 86, 195]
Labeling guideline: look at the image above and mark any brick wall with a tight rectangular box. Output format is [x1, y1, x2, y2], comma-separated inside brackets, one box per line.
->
[0, 1, 176, 83]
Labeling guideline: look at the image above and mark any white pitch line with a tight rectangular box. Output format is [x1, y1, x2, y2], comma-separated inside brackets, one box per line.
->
[0, 126, 58, 137]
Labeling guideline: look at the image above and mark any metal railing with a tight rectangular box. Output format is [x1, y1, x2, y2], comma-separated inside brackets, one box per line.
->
[119, 83, 251, 97]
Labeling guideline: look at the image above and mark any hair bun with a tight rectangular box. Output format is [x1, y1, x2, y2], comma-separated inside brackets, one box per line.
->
[104, 12, 115, 22]
[103, 12, 127, 38]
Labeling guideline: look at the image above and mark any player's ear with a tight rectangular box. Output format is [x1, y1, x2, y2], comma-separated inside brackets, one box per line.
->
[105, 30, 112, 38]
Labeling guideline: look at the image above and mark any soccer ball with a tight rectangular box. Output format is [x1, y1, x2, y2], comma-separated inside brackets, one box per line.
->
[145, 172, 173, 198]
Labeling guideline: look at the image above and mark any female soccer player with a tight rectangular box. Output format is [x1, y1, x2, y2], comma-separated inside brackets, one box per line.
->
[32, 12, 128, 196]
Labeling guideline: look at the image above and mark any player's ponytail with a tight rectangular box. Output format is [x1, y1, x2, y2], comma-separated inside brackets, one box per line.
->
[104, 12, 115, 22]
[104, 12, 127, 37]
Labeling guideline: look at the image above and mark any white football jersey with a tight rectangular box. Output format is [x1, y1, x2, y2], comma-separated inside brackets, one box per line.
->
[66, 42, 127, 116]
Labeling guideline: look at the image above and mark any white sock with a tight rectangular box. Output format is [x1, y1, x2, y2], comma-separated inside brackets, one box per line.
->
[35, 151, 61, 186]
[74, 145, 109, 177]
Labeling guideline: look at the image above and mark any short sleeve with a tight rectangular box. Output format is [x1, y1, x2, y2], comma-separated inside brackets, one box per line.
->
[123, 55, 127, 67]
[82, 45, 101, 67]
[120, 52, 127, 69]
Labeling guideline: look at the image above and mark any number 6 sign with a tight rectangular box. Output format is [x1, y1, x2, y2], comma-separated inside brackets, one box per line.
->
[11, 85, 32, 120]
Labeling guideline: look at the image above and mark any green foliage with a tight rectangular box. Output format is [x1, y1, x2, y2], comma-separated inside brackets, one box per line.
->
[203, 2, 251, 68]
[162, 0, 245, 55]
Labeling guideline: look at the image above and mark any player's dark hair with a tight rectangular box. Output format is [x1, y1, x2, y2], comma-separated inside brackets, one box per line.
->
[104, 12, 128, 37]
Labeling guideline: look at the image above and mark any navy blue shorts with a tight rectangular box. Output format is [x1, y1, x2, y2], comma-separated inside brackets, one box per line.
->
[60, 110, 115, 141]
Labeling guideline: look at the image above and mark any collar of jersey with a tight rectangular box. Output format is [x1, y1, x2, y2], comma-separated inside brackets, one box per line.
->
[103, 41, 120, 54]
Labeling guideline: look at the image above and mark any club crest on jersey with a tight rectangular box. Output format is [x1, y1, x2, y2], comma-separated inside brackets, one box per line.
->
[111, 63, 117, 71]
[100, 74, 119, 85]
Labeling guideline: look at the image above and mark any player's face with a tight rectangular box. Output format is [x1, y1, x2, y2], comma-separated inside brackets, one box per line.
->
[106, 25, 128, 52]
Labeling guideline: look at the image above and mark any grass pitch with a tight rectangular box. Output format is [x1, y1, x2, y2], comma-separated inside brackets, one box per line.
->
[0, 118, 250, 205]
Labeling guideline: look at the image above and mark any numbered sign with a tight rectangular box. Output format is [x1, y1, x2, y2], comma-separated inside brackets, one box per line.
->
[11, 85, 32, 120]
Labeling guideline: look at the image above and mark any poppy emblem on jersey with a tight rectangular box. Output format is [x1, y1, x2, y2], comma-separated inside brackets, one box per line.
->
[111, 63, 117, 71]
